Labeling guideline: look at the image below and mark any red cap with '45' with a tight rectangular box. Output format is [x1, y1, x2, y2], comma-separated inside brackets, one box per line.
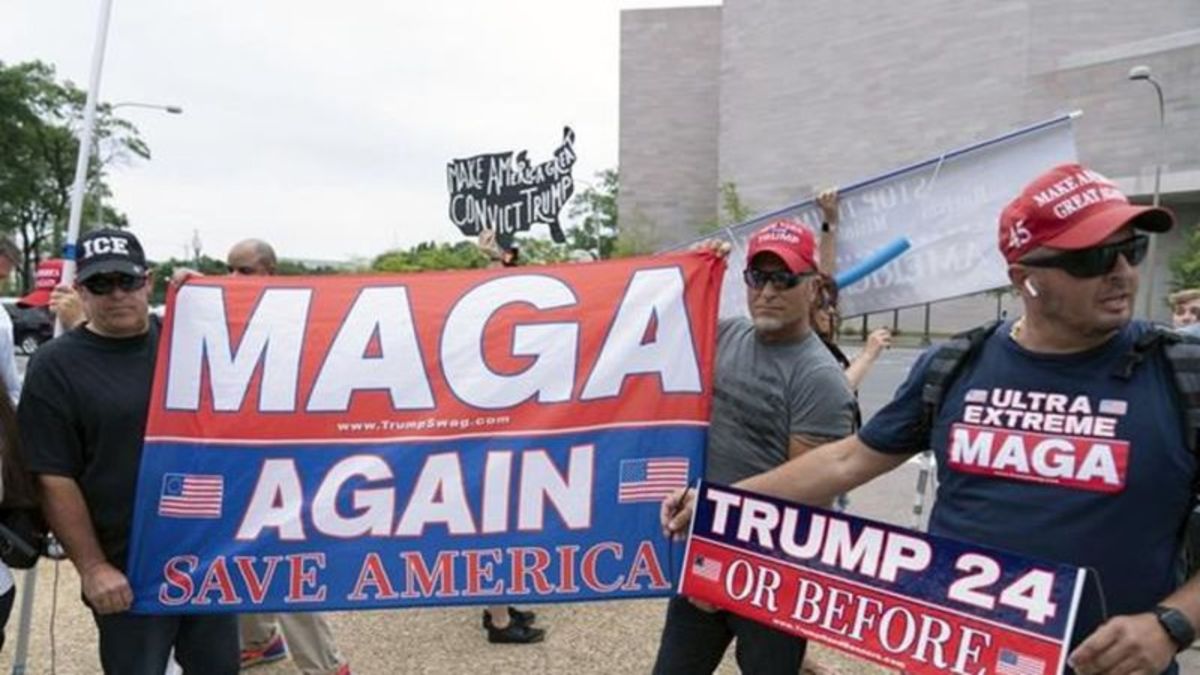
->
[998, 163, 1174, 264]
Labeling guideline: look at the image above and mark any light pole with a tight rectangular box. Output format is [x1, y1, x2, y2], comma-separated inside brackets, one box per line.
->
[1128, 64, 1166, 319]
[191, 229, 202, 266]
[60, 0, 115, 292]
[93, 102, 183, 228]
[109, 101, 183, 115]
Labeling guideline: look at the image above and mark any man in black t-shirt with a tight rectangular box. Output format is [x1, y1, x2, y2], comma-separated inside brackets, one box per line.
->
[18, 229, 238, 674]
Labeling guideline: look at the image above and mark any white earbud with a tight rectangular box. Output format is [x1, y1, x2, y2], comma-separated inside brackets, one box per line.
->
[1024, 279, 1039, 298]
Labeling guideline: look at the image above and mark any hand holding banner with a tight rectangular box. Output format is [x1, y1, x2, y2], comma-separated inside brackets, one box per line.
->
[681, 481, 1086, 675]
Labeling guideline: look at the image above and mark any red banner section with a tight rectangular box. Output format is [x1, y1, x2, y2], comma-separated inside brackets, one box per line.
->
[147, 252, 725, 443]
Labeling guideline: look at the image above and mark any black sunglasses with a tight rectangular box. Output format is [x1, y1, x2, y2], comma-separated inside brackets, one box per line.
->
[1020, 235, 1148, 279]
[82, 273, 148, 295]
[743, 268, 811, 290]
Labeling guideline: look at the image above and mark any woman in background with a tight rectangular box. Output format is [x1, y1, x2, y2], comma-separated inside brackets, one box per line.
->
[0, 375, 32, 651]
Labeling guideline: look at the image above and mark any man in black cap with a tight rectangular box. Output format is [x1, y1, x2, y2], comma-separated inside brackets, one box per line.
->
[18, 229, 239, 674]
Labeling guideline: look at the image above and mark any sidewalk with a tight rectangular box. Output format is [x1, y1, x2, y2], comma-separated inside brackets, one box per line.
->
[0, 560, 881, 674]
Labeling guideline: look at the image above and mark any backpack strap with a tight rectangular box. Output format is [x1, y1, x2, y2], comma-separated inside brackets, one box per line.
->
[1113, 326, 1200, 454]
[917, 320, 1003, 449]
[1160, 329, 1200, 455]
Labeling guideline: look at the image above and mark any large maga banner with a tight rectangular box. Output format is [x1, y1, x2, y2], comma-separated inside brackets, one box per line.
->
[696, 114, 1078, 318]
[682, 482, 1085, 675]
[125, 253, 725, 613]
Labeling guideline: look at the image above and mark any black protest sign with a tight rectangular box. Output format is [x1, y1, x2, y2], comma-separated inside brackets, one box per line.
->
[447, 127, 577, 247]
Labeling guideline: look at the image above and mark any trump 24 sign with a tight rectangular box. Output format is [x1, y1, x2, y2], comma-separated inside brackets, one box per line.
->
[681, 482, 1085, 675]
[125, 252, 724, 613]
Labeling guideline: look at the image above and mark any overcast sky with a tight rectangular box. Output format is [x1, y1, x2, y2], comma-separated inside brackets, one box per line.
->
[2, 1, 717, 263]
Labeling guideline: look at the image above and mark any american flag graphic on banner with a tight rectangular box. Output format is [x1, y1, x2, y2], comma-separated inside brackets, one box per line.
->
[995, 648, 1046, 675]
[158, 473, 224, 519]
[692, 555, 722, 581]
[617, 458, 689, 503]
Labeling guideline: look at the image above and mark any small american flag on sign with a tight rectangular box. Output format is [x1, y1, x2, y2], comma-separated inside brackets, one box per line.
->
[692, 555, 722, 581]
[158, 473, 224, 519]
[618, 458, 689, 503]
[995, 648, 1045, 675]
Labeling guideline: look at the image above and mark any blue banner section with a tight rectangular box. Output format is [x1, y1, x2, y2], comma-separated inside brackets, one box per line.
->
[690, 482, 1082, 640]
[127, 426, 702, 613]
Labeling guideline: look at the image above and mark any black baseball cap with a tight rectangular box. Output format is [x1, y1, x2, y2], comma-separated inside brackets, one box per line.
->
[76, 229, 148, 282]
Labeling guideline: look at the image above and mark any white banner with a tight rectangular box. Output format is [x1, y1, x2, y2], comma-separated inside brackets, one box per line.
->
[695, 115, 1078, 318]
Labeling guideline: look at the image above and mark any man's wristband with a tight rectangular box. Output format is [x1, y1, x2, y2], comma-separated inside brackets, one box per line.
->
[821, 221, 833, 232]
[1154, 606, 1196, 652]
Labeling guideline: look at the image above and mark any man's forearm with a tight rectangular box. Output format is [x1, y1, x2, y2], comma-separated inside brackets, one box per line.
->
[738, 435, 910, 506]
[38, 475, 109, 572]
[739, 436, 853, 504]
[1162, 572, 1200, 635]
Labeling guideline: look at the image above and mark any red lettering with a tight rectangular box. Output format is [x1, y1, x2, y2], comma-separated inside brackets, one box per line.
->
[286, 553, 327, 602]
[623, 540, 670, 591]
[348, 552, 399, 600]
[464, 549, 503, 597]
[401, 551, 459, 598]
[509, 547, 553, 595]
[234, 555, 283, 604]
[159, 555, 198, 606]
[192, 556, 241, 605]
[581, 542, 623, 593]
[556, 545, 580, 593]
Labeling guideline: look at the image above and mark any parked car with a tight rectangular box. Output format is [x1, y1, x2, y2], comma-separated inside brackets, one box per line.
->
[3, 303, 54, 355]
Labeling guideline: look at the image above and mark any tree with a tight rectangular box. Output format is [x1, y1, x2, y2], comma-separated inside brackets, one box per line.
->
[566, 168, 618, 259]
[149, 256, 346, 304]
[1171, 227, 1200, 292]
[0, 60, 148, 291]
[372, 241, 489, 273]
[512, 235, 570, 264]
[697, 182, 754, 235]
[150, 256, 228, 305]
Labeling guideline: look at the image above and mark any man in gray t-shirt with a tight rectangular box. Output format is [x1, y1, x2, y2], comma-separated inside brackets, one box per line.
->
[652, 220, 856, 675]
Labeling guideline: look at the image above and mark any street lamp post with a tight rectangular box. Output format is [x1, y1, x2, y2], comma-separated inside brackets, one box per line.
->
[93, 102, 183, 228]
[1128, 65, 1166, 320]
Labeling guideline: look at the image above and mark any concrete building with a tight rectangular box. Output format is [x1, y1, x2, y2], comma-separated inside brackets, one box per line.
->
[619, 1, 1200, 330]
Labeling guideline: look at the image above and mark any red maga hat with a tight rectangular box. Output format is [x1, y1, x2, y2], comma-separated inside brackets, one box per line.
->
[999, 163, 1173, 263]
[18, 259, 65, 308]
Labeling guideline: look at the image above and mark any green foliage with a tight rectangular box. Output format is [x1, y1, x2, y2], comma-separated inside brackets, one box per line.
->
[372, 240, 490, 273]
[1170, 227, 1200, 291]
[0, 60, 148, 291]
[275, 259, 345, 276]
[149, 256, 345, 304]
[698, 182, 754, 235]
[566, 168, 618, 259]
[511, 236, 571, 265]
[150, 256, 227, 305]
[365, 169, 620, 272]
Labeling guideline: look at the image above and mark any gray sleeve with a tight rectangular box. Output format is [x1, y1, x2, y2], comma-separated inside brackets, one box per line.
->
[0, 322, 20, 403]
[789, 362, 856, 442]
